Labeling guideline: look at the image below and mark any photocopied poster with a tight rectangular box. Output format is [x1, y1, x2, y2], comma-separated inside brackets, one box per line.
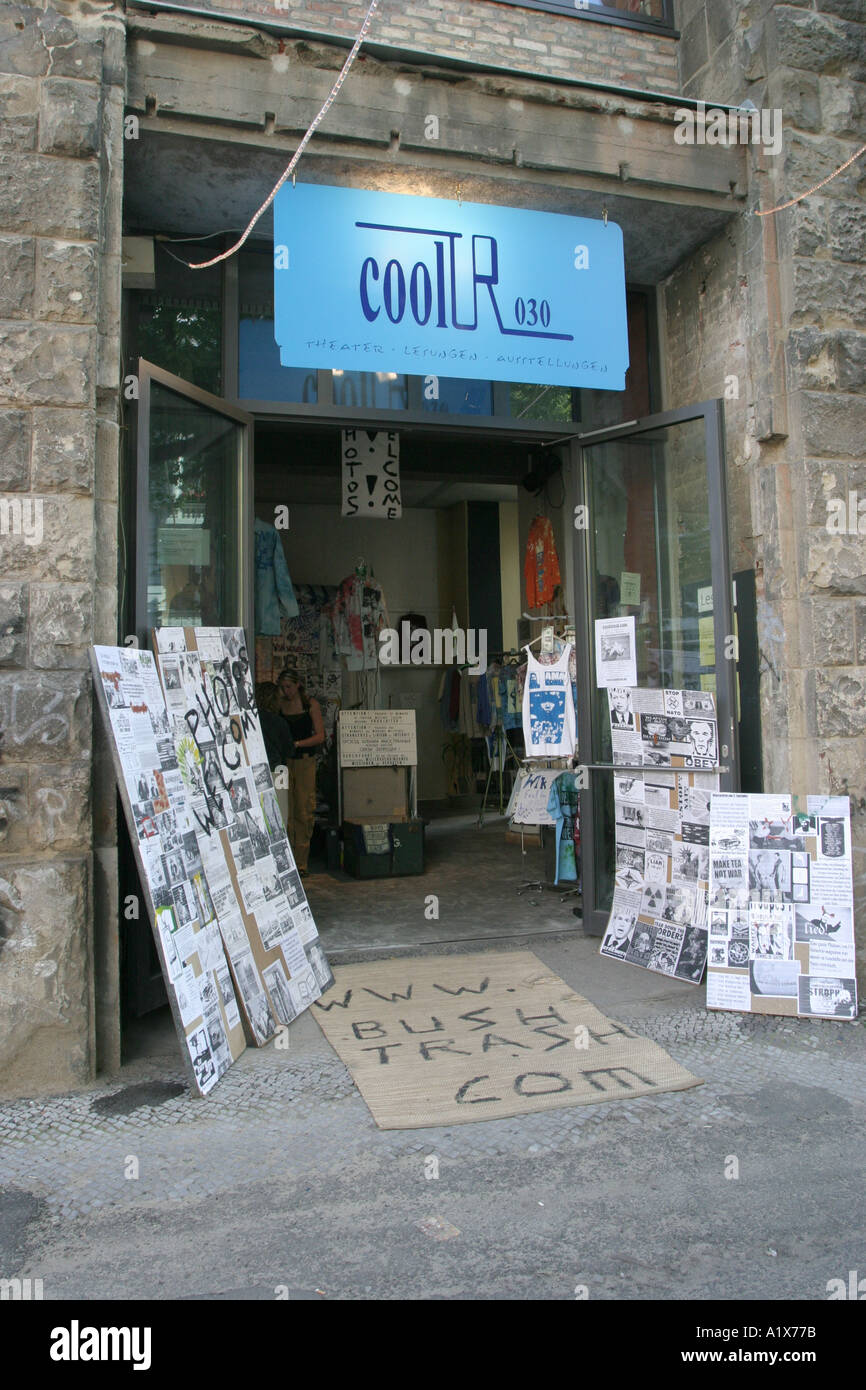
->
[706, 792, 857, 1020]
[595, 616, 637, 689]
[600, 687, 719, 984]
[91, 645, 247, 1096]
[155, 627, 334, 1044]
[341, 428, 401, 518]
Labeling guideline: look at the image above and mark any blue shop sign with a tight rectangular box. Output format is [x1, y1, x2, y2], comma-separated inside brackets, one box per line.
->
[273, 185, 629, 390]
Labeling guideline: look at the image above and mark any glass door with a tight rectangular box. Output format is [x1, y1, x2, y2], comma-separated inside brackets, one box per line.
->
[134, 359, 253, 645]
[573, 401, 738, 937]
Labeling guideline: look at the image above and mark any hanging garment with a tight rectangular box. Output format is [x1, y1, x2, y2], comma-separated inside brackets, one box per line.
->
[500, 669, 522, 729]
[329, 574, 390, 670]
[522, 643, 576, 758]
[524, 515, 561, 609]
[517, 640, 578, 725]
[254, 518, 299, 635]
[458, 672, 485, 739]
[439, 668, 459, 731]
[546, 771, 581, 885]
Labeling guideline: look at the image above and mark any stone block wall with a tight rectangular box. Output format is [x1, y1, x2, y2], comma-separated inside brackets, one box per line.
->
[182, 0, 681, 94]
[666, 0, 866, 980]
[0, 1, 124, 1096]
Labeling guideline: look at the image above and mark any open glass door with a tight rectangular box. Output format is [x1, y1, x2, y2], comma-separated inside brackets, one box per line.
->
[134, 359, 253, 645]
[126, 361, 253, 1020]
[573, 401, 739, 937]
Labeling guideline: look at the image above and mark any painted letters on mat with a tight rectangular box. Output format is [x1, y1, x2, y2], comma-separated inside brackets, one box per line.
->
[312, 951, 701, 1129]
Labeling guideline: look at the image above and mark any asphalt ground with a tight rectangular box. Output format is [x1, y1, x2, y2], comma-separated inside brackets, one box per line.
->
[2, 930, 864, 1303]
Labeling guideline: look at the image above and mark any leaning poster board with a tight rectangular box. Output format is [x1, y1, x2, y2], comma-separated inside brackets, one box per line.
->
[91, 645, 247, 1095]
[153, 627, 334, 1044]
[706, 792, 858, 1020]
[600, 687, 719, 983]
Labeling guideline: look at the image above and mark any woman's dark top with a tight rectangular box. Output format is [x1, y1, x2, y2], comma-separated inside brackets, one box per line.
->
[285, 708, 316, 757]
[259, 709, 295, 768]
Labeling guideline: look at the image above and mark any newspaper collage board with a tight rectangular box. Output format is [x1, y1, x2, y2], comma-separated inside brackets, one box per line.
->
[707, 793, 858, 1020]
[92, 628, 334, 1095]
[600, 687, 720, 983]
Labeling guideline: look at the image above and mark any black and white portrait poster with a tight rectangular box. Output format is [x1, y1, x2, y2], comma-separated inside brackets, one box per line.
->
[601, 687, 719, 985]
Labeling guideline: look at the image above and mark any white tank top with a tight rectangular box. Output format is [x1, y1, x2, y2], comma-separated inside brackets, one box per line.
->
[522, 644, 576, 758]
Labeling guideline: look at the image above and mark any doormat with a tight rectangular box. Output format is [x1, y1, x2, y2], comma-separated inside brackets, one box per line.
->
[312, 950, 702, 1129]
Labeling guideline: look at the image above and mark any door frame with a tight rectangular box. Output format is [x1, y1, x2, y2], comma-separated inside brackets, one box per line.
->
[571, 398, 739, 938]
[134, 358, 255, 648]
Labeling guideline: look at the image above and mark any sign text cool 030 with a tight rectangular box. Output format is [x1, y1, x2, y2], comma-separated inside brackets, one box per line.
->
[273, 184, 629, 390]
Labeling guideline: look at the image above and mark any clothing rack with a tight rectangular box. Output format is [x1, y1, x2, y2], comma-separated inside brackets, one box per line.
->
[476, 722, 522, 827]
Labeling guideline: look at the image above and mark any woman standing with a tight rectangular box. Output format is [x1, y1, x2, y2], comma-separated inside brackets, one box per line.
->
[277, 667, 325, 875]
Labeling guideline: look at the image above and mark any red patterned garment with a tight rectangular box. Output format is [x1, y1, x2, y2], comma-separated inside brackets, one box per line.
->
[524, 515, 561, 608]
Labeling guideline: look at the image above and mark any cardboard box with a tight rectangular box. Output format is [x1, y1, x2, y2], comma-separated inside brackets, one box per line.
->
[342, 766, 409, 822]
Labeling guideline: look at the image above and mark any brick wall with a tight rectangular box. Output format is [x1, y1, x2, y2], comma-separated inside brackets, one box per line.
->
[184, 0, 681, 93]
[0, 2, 124, 1095]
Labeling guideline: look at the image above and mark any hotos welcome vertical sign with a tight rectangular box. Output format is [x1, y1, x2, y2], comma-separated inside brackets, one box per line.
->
[273, 185, 629, 390]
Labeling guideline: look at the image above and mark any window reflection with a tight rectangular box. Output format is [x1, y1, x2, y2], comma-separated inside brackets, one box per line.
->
[332, 370, 408, 411]
[147, 383, 240, 631]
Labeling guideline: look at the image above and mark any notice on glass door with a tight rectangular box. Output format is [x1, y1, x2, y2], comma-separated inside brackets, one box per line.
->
[595, 616, 636, 688]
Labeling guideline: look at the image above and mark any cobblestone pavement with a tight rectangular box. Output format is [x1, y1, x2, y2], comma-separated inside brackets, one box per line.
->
[1, 938, 864, 1301]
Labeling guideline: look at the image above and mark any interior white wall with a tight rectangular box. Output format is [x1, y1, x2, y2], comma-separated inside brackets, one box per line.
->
[255, 501, 451, 799]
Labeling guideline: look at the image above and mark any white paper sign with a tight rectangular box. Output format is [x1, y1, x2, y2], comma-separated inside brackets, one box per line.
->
[339, 708, 417, 766]
[342, 429, 401, 518]
[620, 572, 641, 606]
[595, 616, 637, 688]
[510, 768, 558, 826]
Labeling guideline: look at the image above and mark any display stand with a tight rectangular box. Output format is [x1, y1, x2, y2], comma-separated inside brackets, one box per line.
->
[508, 761, 581, 901]
[476, 724, 522, 827]
[337, 709, 421, 877]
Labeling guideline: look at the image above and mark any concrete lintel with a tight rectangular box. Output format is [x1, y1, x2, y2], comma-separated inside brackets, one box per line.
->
[128, 9, 280, 59]
[124, 127, 741, 284]
[125, 32, 747, 203]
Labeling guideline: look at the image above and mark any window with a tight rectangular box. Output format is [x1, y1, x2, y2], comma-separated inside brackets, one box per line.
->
[133, 242, 222, 396]
[496, 0, 674, 34]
